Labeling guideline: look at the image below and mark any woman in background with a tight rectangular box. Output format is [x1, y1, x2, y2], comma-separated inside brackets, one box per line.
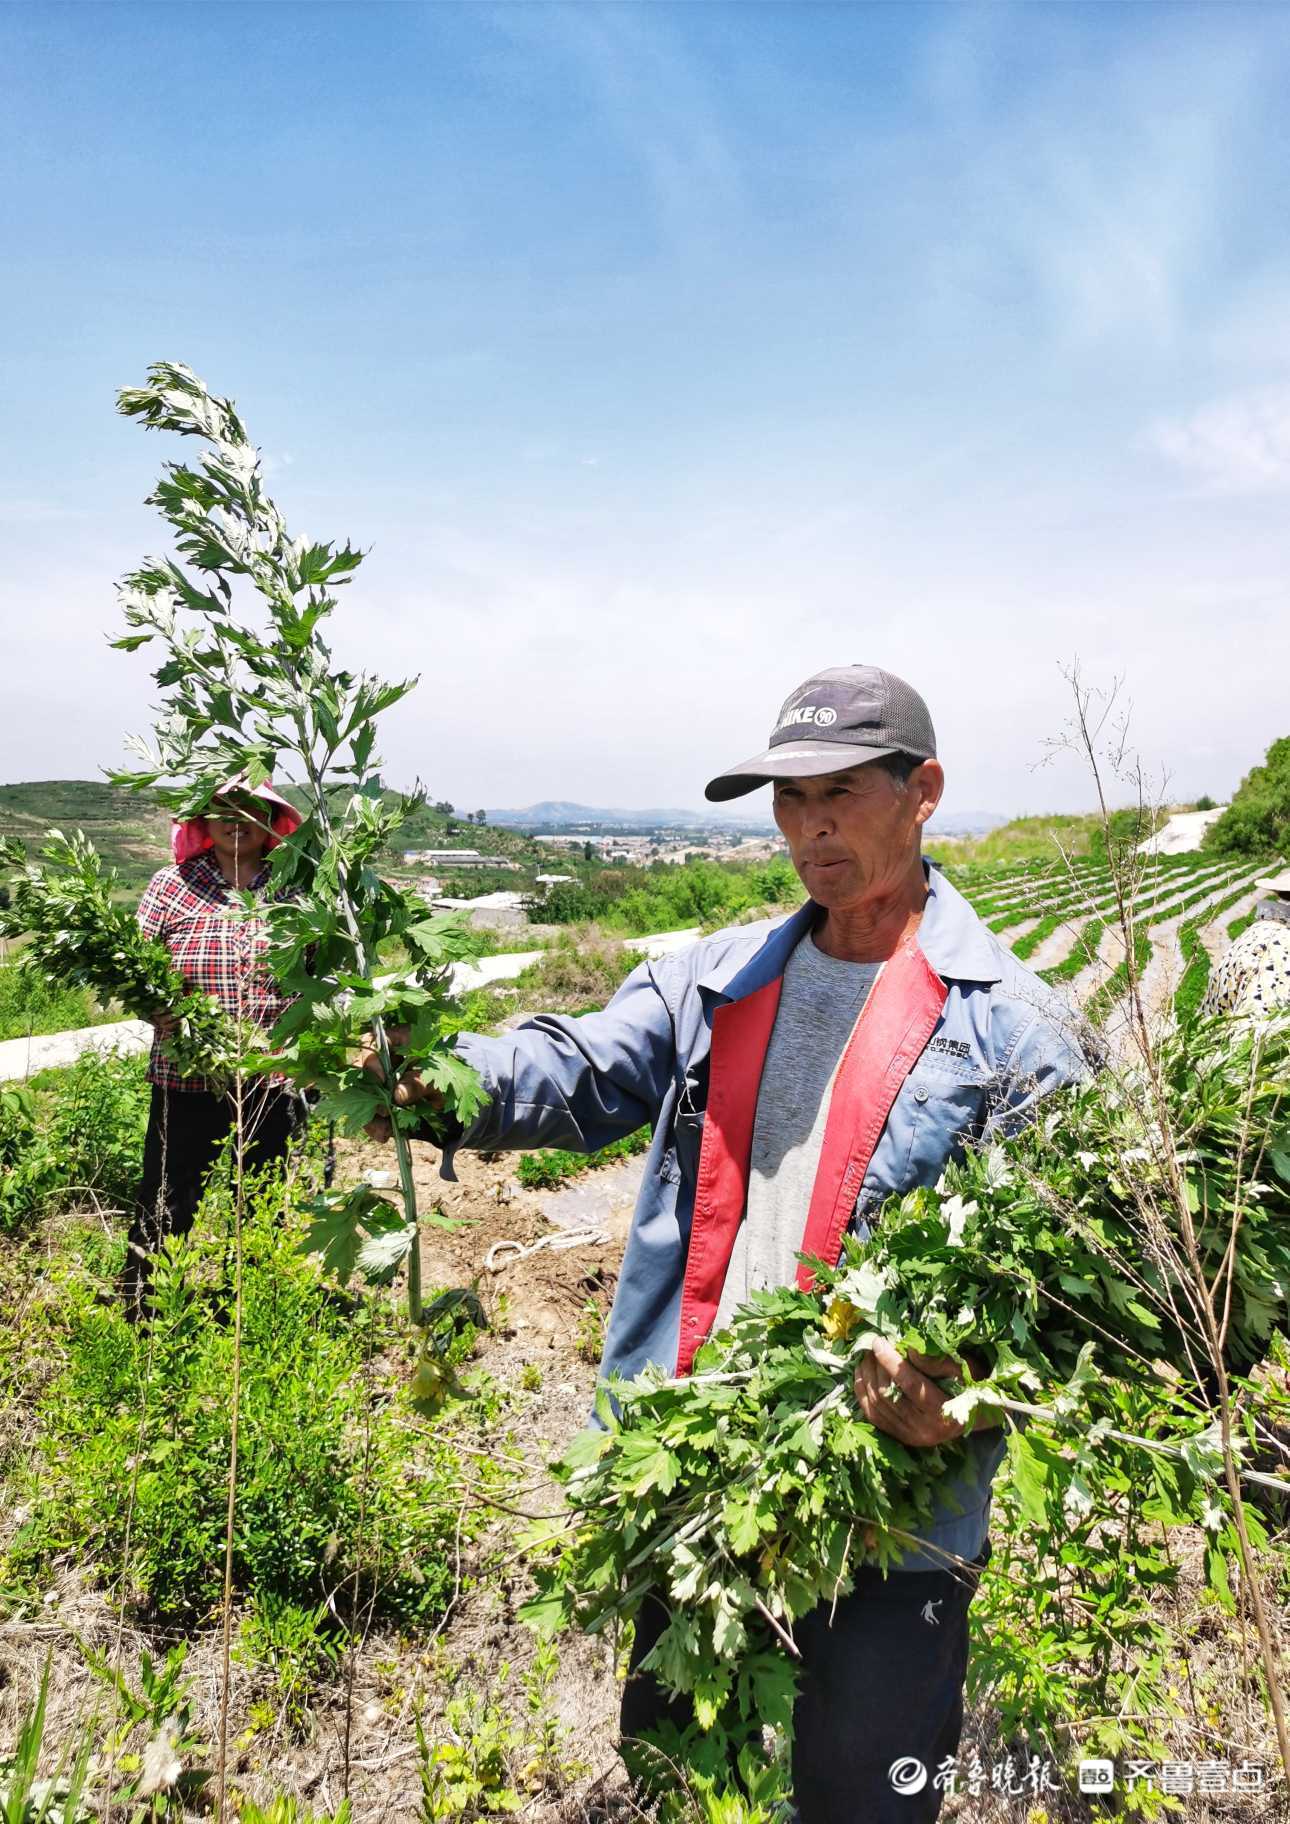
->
[123, 779, 306, 1313]
[1202, 865, 1290, 1022]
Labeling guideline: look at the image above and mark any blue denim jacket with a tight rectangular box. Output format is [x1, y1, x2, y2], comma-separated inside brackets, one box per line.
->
[455, 863, 1091, 1570]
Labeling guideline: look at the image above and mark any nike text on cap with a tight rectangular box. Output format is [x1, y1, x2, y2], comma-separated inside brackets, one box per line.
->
[704, 665, 937, 803]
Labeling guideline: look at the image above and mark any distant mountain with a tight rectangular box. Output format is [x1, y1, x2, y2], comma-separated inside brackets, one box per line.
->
[485, 801, 775, 830]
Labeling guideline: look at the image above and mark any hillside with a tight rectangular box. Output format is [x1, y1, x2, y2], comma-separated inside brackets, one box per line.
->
[0, 780, 547, 892]
[0, 780, 173, 891]
[928, 804, 1173, 869]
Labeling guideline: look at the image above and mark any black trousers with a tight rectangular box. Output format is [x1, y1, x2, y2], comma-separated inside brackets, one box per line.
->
[622, 1548, 988, 1824]
[124, 1082, 305, 1310]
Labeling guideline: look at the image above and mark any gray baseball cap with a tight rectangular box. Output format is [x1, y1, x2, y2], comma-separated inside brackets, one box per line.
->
[704, 665, 937, 803]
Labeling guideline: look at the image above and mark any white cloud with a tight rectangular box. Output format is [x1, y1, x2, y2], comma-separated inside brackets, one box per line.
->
[1148, 388, 1290, 492]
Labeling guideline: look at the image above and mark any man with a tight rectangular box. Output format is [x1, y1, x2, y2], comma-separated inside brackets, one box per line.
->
[378, 665, 1089, 1822]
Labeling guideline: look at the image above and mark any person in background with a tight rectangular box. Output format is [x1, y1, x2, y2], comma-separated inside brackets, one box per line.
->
[1201, 864, 1290, 1022]
[123, 779, 306, 1314]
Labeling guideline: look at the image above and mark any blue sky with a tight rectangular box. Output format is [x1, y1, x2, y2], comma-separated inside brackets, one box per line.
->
[3, 1, 1290, 819]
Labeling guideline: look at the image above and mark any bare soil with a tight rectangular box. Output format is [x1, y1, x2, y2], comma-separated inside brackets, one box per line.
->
[2, 1137, 1287, 1823]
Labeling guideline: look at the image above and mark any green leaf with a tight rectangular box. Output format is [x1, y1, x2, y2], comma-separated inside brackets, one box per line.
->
[355, 1222, 417, 1283]
[1179, 1420, 1228, 1483]
[711, 1591, 747, 1659]
[722, 1495, 763, 1556]
[692, 1666, 732, 1731]
[312, 1078, 385, 1132]
[619, 1435, 680, 1497]
[560, 1426, 612, 1474]
[1006, 1430, 1053, 1525]
[517, 1587, 568, 1640]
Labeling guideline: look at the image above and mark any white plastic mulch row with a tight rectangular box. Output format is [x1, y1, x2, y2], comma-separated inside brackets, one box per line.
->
[0, 932, 704, 1084]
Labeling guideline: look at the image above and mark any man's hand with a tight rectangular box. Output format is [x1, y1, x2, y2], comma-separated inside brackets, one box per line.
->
[359, 1025, 443, 1142]
[150, 1010, 179, 1041]
[854, 1337, 998, 1447]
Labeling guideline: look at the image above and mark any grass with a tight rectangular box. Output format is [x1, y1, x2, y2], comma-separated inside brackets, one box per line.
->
[516, 1125, 650, 1190]
[513, 928, 641, 1013]
[3, 1166, 504, 1628]
[932, 804, 1170, 869]
[0, 957, 113, 1040]
[0, 1049, 150, 1234]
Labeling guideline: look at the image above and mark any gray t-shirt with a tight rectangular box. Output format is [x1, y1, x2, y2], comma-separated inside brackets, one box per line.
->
[712, 931, 880, 1335]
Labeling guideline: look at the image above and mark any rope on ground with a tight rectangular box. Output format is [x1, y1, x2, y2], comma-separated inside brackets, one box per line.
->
[484, 1227, 611, 1272]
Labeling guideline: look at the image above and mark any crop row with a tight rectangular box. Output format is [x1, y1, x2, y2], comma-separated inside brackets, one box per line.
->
[1006, 859, 1235, 964]
[958, 855, 1204, 932]
[1172, 873, 1276, 1020]
[1028, 861, 1263, 1000]
[1042, 862, 1265, 1024]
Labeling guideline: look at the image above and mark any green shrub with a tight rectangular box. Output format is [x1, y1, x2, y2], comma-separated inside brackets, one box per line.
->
[0, 959, 101, 1041]
[535, 857, 801, 937]
[1203, 735, 1290, 857]
[514, 930, 640, 1014]
[47, 1049, 150, 1203]
[5, 1171, 498, 1625]
[0, 1051, 148, 1232]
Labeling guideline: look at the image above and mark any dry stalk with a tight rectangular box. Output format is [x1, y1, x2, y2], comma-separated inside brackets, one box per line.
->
[1054, 663, 1290, 1781]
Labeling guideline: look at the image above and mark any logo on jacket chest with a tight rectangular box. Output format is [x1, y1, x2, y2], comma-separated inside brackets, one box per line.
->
[926, 1036, 971, 1061]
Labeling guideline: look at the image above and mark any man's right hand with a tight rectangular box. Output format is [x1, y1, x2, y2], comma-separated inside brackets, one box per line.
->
[150, 1011, 179, 1040]
[360, 1025, 443, 1142]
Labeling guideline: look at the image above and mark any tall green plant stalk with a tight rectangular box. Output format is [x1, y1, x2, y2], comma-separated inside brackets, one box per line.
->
[110, 361, 486, 1323]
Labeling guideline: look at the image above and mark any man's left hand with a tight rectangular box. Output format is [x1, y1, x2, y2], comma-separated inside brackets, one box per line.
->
[854, 1336, 998, 1447]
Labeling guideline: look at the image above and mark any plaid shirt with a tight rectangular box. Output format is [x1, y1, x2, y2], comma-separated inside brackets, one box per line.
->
[136, 851, 296, 1093]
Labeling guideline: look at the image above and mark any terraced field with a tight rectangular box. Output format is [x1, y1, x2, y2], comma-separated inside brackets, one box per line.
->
[948, 847, 1273, 1035]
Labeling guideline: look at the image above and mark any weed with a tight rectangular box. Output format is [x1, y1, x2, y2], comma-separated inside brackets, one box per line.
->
[0, 1658, 95, 1824]
[573, 1297, 606, 1366]
[82, 1639, 212, 1818]
[4, 1169, 502, 1627]
[515, 1127, 649, 1192]
[0, 958, 102, 1042]
[0, 1648, 348, 1824]
[235, 1592, 344, 1735]
[514, 931, 640, 1014]
[414, 1648, 584, 1820]
[0, 1050, 148, 1233]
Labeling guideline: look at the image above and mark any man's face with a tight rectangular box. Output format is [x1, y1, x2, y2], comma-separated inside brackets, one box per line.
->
[772, 758, 944, 909]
